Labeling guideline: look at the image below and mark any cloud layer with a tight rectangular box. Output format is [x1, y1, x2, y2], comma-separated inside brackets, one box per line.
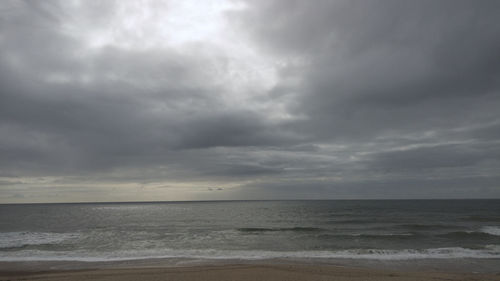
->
[1, 0, 499, 202]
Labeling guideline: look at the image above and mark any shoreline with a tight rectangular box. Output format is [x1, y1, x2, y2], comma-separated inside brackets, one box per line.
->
[1, 262, 500, 281]
[1, 257, 500, 273]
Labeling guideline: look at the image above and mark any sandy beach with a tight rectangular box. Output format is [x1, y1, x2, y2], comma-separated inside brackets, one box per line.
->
[1, 263, 500, 281]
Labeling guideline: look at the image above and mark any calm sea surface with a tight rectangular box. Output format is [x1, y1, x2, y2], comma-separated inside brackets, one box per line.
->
[0, 200, 499, 261]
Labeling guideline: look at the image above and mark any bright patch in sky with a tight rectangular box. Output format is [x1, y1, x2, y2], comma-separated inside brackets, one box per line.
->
[77, 0, 242, 49]
[61, 0, 280, 114]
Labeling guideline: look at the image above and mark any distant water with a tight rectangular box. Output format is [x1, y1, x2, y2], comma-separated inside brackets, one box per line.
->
[1, 200, 500, 262]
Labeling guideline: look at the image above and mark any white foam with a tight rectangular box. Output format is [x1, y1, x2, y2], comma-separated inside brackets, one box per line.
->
[481, 226, 500, 236]
[1, 246, 499, 262]
[0, 232, 79, 249]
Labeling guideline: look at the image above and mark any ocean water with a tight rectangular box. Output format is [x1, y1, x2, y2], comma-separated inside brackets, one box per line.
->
[0, 200, 499, 262]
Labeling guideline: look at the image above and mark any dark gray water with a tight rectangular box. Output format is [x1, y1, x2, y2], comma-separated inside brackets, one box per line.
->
[0, 200, 499, 261]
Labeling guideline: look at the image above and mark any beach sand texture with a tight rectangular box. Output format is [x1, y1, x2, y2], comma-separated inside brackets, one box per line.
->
[2, 264, 500, 281]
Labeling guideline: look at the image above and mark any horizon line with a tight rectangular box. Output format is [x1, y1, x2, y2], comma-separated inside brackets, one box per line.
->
[1, 198, 500, 205]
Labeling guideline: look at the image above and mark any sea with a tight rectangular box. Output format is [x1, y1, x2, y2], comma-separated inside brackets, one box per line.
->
[1, 200, 500, 264]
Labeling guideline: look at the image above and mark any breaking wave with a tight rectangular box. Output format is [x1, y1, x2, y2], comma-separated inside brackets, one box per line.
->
[1, 246, 499, 262]
[237, 227, 323, 232]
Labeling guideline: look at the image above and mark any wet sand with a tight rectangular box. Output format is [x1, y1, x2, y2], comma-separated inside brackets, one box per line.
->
[1, 263, 500, 281]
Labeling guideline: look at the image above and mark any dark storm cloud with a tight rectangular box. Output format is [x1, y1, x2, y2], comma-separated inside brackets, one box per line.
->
[236, 0, 500, 140]
[0, 60, 288, 176]
[1, 0, 500, 200]
[230, 0, 500, 197]
[173, 112, 299, 149]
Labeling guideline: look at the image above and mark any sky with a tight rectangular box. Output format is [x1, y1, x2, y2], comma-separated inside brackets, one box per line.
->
[1, 0, 500, 203]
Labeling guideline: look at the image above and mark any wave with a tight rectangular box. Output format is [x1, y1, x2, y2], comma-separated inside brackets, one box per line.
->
[317, 233, 417, 240]
[0, 232, 79, 249]
[481, 226, 500, 236]
[461, 216, 500, 222]
[438, 231, 499, 240]
[1, 245, 499, 262]
[436, 227, 500, 239]
[237, 227, 323, 232]
[395, 224, 460, 230]
[329, 219, 375, 224]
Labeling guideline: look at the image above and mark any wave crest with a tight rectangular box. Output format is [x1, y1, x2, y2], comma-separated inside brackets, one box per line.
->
[1, 246, 499, 262]
[481, 226, 500, 236]
[237, 227, 322, 232]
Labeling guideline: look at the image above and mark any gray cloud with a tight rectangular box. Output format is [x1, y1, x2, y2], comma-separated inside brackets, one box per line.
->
[236, 0, 500, 139]
[367, 143, 500, 171]
[0, 1, 295, 179]
[1, 0, 499, 201]
[234, 175, 500, 200]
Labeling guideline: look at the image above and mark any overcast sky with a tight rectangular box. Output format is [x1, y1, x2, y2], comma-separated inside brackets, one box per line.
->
[1, 0, 500, 203]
